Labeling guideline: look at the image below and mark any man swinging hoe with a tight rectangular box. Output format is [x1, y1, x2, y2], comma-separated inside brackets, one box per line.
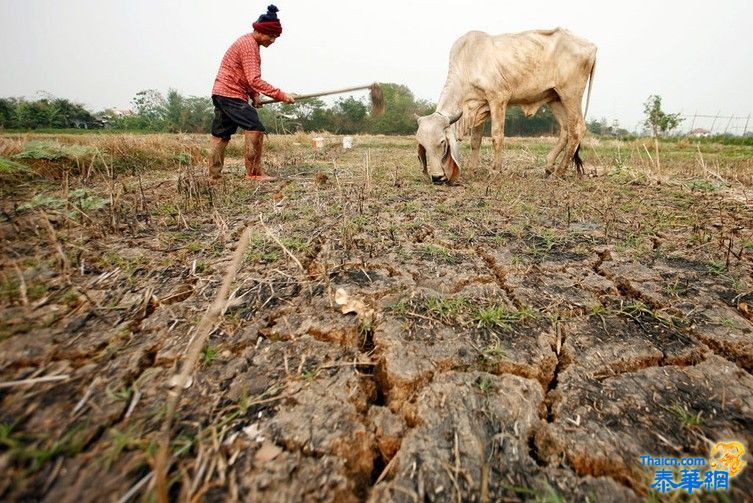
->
[209, 4, 296, 182]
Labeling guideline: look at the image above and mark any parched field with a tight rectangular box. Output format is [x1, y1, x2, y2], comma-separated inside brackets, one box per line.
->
[1, 132, 752, 502]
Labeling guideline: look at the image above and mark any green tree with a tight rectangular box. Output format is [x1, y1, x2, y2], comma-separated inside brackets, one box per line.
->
[367, 83, 434, 135]
[14, 98, 49, 129]
[305, 101, 333, 131]
[503, 106, 557, 136]
[587, 117, 608, 135]
[131, 89, 166, 130]
[586, 117, 627, 137]
[106, 90, 212, 132]
[104, 109, 142, 130]
[162, 89, 185, 132]
[48, 98, 97, 128]
[0, 98, 17, 128]
[181, 96, 213, 133]
[643, 95, 683, 137]
[262, 98, 329, 132]
[330, 96, 368, 134]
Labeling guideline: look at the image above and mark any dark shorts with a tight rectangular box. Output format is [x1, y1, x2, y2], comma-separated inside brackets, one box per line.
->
[210, 95, 265, 139]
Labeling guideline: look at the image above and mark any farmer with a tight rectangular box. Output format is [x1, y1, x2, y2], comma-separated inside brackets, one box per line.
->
[209, 4, 296, 182]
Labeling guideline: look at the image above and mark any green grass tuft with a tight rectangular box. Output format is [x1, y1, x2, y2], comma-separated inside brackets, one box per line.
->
[0, 157, 33, 175]
[14, 140, 96, 161]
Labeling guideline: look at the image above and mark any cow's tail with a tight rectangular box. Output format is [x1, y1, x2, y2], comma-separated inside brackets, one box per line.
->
[573, 54, 596, 174]
[573, 144, 583, 173]
[583, 56, 596, 120]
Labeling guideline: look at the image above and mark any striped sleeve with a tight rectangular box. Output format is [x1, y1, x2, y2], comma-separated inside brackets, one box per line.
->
[239, 38, 285, 102]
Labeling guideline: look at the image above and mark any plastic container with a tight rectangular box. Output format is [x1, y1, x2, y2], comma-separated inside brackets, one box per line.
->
[342, 136, 353, 149]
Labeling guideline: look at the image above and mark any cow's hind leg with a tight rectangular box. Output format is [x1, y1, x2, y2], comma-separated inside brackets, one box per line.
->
[555, 99, 586, 177]
[545, 100, 569, 177]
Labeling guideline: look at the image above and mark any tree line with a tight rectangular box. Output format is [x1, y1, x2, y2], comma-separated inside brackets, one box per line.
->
[0, 94, 100, 130]
[0, 84, 573, 136]
[0, 88, 691, 138]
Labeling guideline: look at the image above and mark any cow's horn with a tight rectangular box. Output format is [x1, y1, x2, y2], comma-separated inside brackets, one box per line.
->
[447, 111, 463, 125]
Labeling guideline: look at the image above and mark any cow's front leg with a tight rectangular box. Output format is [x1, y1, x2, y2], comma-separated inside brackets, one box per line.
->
[468, 124, 483, 175]
[489, 103, 507, 173]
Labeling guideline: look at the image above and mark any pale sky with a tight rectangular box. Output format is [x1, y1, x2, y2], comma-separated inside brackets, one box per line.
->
[1, 0, 752, 133]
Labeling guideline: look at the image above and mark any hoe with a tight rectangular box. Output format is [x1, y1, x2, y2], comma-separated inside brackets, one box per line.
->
[260, 82, 384, 116]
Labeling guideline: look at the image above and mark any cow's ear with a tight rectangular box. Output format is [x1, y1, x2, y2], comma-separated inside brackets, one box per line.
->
[445, 154, 460, 182]
[445, 149, 460, 182]
[417, 144, 427, 173]
[444, 132, 461, 182]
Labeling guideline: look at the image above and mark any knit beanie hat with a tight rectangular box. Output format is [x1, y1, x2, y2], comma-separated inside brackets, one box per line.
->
[252, 5, 282, 37]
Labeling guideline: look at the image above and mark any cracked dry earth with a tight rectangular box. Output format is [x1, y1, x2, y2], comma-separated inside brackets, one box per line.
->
[1, 135, 753, 502]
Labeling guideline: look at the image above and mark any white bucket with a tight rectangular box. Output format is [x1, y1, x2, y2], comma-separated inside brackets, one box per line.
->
[312, 136, 324, 149]
[342, 136, 353, 149]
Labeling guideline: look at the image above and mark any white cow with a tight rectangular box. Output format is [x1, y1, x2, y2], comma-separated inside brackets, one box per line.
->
[416, 28, 596, 183]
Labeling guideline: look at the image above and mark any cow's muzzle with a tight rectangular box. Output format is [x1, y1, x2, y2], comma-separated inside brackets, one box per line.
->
[431, 174, 448, 184]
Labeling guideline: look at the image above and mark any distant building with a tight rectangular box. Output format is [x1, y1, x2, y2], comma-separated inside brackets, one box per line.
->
[110, 108, 135, 117]
[95, 108, 135, 128]
[688, 128, 711, 138]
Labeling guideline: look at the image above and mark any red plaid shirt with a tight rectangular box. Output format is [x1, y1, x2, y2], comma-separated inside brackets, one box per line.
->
[212, 34, 284, 102]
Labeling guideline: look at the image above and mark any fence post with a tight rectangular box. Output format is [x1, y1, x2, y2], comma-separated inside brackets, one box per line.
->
[744, 115, 750, 136]
[710, 111, 721, 134]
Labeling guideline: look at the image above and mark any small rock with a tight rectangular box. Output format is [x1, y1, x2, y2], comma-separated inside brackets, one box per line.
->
[255, 442, 282, 463]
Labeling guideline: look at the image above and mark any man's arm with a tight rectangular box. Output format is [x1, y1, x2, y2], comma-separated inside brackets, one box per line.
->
[240, 40, 293, 103]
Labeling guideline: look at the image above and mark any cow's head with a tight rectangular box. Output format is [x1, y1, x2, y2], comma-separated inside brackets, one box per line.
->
[415, 111, 463, 184]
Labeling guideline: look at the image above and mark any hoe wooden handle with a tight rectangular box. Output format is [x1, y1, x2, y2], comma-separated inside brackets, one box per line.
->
[258, 84, 376, 105]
